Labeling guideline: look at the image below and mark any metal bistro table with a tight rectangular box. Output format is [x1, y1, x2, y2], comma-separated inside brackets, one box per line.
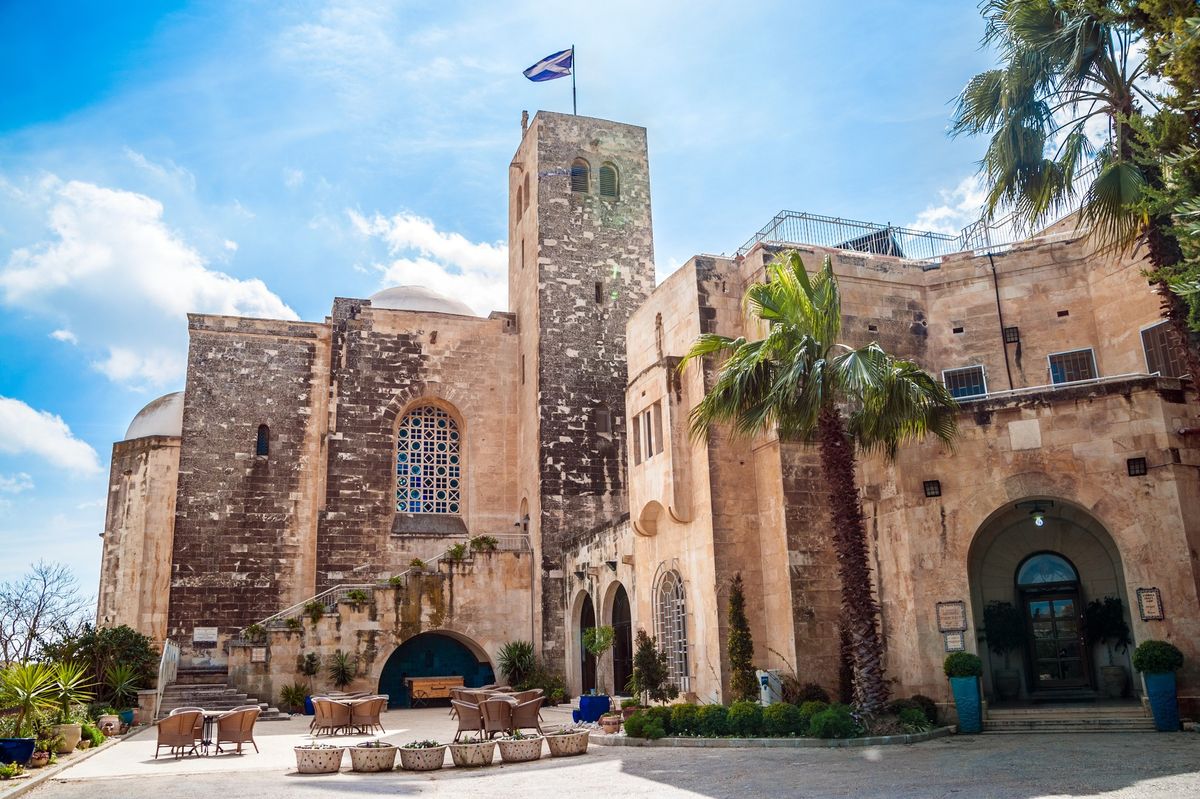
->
[199, 710, 223, 755]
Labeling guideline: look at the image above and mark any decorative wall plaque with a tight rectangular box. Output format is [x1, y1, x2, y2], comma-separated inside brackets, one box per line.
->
[943, 632, 966, 652]
[251, 647, 268, 663]
[192, 626, 218, 644]
[936, 601, 968, 632]
[1136, 587, 1164, 621]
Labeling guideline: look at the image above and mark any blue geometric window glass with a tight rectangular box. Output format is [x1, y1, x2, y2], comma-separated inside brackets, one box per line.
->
[396, 405, 461, 514]
[1016, 553, 1077, 586]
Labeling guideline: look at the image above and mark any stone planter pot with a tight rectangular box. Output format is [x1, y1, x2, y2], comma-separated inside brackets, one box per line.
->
[448, 740, 495, 767]
[545, 730, 589, 757]
[1144, 672, 1180, 732]
[992, 668, 1020, 701]
[599, 714, 621, 735]
[399, 745, 446, 771]
[97, 715, 120, 737]
[497, 737, 543, 763]
[53, 723, 82, 754]
[294, 746, 344, 774]
[29, 752, 50, 769]
[1100, 665, 1127, 699]
[950, 676, 982, 734]
[349, 743, 397, 772]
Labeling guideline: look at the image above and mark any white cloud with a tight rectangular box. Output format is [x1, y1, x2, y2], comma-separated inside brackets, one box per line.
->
[124, 148, 196, 192]
[349, 210, 507, 315]
[50, 328, 78, 344]
[0, 179, 297, 387]
[0, 473, 34, 493]
[909, 175, 987, 236]
[283, 168, 305, 189]
[223, 239, 239, 251]
[0, 398, 101, 474]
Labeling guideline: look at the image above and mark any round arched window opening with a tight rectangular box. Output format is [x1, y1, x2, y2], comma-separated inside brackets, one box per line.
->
[654, 569, 690, 692]
[1016, 552, 1078, 587]
[396, 405, 461, 514]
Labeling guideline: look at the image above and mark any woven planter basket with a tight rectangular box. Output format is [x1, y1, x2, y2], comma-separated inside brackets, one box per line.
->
[294, 746, 344, 774]
[545, 730, 589, 757]
[399, 744, 446, 771]
[497, 736, 543, 763]
[349, 743, 397, 772]
[448, 740, 495, 767]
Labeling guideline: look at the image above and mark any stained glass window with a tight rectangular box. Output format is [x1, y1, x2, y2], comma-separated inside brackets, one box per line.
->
[654, 569, 690, 691]
[1017, 553, 1077, 586]
[396, 405, 461, 514]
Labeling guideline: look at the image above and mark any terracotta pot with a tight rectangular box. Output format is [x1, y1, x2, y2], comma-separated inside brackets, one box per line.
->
[599, 714, 621, 734]
[97, 715, 120, 737]
[398, 745, 446, 771]
[545, 730, 589, 757]
[349, 743, 397, 772]
[448, 740, 495, 767]
[29, 752, 50, 769]
[621, 706, 640, 720]
[53, 724, 82, 754]
[497, 737, 543, 763]
[294, 746, 344, 774]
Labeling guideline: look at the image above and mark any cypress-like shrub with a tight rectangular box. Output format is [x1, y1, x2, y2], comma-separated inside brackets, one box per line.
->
[727, 574, 758, 701]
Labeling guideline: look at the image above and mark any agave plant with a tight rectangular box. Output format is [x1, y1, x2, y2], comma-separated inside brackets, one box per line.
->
[326, 650, 356, 690]
[50, 661, 95, 724]
[497, 640, 537, 686]
[0, 663, 57, 738]
[104, 664, 140, 710]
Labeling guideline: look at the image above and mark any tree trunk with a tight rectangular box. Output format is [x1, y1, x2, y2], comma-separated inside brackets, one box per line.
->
[1144, 217, 1200, 385]
[817, 405, 888, 715]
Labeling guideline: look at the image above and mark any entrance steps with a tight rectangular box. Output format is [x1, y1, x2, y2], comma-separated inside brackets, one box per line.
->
[157, 666, 285, 721]
[984, 703, 1154, 733]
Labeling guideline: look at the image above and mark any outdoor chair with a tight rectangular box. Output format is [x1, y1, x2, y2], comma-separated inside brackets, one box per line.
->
[215, 706, 260, 754]
[154, 710, 202, 759]
[451, 700, 484, 742]
[169, 706, 205, 736]
[479, 684, 498, 690]
[480, 698, 513, 738]
[491, 685, 514, 692]
[350, 696, 387, 735]
[510, 689, 542, 703]
[310, 697, 352, 735]
[510, 697, 544, 735]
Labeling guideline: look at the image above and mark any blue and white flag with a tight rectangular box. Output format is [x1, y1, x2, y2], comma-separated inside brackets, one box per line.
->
[523, 48, 573, 82]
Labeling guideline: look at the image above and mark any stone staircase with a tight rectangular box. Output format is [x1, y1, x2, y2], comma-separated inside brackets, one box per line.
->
[157, 666, 285, 721]
[984, 703, 1155, 733]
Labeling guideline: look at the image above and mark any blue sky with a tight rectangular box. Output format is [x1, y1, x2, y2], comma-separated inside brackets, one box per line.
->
[0, 1, 995, 593]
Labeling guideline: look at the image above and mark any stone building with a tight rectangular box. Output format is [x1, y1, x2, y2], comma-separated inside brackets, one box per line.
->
[98, 111, 1200, 720]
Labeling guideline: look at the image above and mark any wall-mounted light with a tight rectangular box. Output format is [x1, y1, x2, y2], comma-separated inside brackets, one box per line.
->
[1030, 504, 1046, 527]
[923, 480, 942, 498]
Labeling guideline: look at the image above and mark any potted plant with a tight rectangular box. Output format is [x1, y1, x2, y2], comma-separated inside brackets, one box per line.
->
[279, 683, 308, 715]
[349, 740, 397, 772]
[981, 601, 1024, 701]
[470, 535, 499, 554]
[299, 653, 321, 714]
[1084, 596, 1132, 698]
[326, 650, 356, 691]
[286, 617, 304, 633]
[399, 740, 446, 771]
[30, 726, 62, 769]
[544, 726, 590, 757]
[447, 734, 495, 767]
[944, 652, 983, 734]
[96, 708, 120, 738]
[293, 742, 344, 774]
[0, 662, 55, 766]
[244, 623, 267, 643]
[343, 589, 369, 610]
[620, 697, 641, 720]
[304, 600, 325, 625]
[496, 731, 543, 763]
[104, 665, 140, 727]
[1132, 640, 1184, 732]
[497, 640, 536, 686]
[50, 661, 94, 754]
[628, 630, 679, 707]
[447, 543, 469, 563]
[409, 558, 428, 573]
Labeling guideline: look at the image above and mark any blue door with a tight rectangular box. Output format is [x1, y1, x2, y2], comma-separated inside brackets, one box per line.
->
[378, 632, 496, 708]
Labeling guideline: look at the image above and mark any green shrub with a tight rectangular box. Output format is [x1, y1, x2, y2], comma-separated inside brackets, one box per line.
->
[304, 600, 325, 624]
[796, 682, 831, 704]
[943, 652, 982, 678]
[727, 700, 763, 737]
[697, 704, 729, 737]
[620, 698, 640, 709]
[470, 535, 499, 553]
[909, 694, 938, 725]
[279, 682, 308, 713]
[1132, 640, 1184, 673]
[447, 543, 468, 562]
[797, 699, 828, 731]
[344, 589, 369, 607]
[497, 640, 537, 685]
[762, 701, 804, 737]
[670, 703, 699, 735]
[886, 697, 918, 716]
[642, 705, 673, 734]
[623, 711, 666, 739]
[897, 707, 931, 732]
[80, 722, 104, 747]
[726, 574, 758, 701]
[809, 704, 859, 739]
[0, 762, 24, 780]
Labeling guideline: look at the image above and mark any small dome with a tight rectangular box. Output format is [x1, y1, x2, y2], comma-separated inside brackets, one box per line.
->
[368, 285, 476, 316]
[124, 392, 184, 440]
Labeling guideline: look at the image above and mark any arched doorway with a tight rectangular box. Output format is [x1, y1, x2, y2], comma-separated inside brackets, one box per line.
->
[968, 498, 1132, 702]
[579, 594, 597, 694]
[378, 632, 495, 708]
[611, 584, 633, 695]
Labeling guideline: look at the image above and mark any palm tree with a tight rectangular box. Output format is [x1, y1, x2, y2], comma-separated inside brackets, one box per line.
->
[951, 0, 1200, 377]
[680, 253, 958, 714]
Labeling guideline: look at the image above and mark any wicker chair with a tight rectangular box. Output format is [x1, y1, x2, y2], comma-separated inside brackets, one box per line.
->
[215, 707, 260, 754]
[509, 689, 543, 703]
[350, 696, 387, 735]
[480, 698, 513, 739]
[311, 698, 352, 735]
[510, 697, 544, 735]
[155, 710, 202, 759]
[168, 706, 205, 737]
[451, 700, 484, 742]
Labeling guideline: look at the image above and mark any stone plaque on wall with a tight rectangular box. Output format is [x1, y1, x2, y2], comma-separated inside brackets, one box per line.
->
[943, 632, 966, 652]
[251, 647, 268, 663]
[1136, 588, 1164, 621]
[192, 626, 218, 644]
[936, 601, 968, 632]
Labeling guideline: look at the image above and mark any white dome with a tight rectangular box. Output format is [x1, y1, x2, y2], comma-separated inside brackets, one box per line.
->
[124, 392, 184, 440]
[368, 285, 476, 316]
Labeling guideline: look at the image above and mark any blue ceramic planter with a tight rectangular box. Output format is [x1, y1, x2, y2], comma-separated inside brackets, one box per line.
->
[0, 738, 35, 765]
[572, 694, 611, 724]
[950, 676, 982, 734]
[1144, 672, 1180, 732]
[118, 709, 135, 725]
[304, 695, 315, 716]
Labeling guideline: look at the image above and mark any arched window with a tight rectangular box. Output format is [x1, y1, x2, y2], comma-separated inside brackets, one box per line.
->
[599, 163, 618, 198]
[654, 569, 689, 691]
[1016, 552, 1078, 586]
[570, 159, 590, 193]
[523, 172, 531, 213]
[515, 185, 524, 222]
[396, 405, 461, 514]
[255, 424, 269, 457]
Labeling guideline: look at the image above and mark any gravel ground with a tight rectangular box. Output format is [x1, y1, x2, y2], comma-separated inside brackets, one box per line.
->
[21, 731, 1200, 799]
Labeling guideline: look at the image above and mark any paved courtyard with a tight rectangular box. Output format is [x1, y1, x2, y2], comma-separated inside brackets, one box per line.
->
[16, 708, 1200, 799]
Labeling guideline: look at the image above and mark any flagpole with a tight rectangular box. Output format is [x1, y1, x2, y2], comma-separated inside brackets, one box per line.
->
[571, 44, 577, 115]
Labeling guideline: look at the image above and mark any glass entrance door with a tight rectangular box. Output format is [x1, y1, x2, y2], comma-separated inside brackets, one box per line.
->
[1025, 593, 1089, 689]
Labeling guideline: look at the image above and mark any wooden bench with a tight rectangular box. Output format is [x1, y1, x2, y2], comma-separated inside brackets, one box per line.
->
[406, 676, 464, 707]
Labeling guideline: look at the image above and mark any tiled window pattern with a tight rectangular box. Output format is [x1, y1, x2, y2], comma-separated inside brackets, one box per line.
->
[396, 405, 461, 514]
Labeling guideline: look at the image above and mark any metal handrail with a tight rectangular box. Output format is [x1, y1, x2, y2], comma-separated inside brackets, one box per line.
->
[957, 372, 1158, 403]
[154, 639, 180, 719]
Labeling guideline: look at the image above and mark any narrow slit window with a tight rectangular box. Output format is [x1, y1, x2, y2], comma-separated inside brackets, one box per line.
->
[595, 281, 604, 304]
[570, 159, 590, 193]
[255, 424, 270, 457]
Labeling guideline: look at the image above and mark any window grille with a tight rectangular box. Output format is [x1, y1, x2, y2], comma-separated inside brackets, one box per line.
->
[654, 570, 689, 691]
[942, 366, 987, 399]
[570, 159, 589, 193]
[1048, 348, 1097, 384]
[396, 405, 461, 514]
[599, 164, 618, 198]
[1003, 326, 1020, 344]
[255, 424, 270, 457]
[1141, 322, 1186, 378]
